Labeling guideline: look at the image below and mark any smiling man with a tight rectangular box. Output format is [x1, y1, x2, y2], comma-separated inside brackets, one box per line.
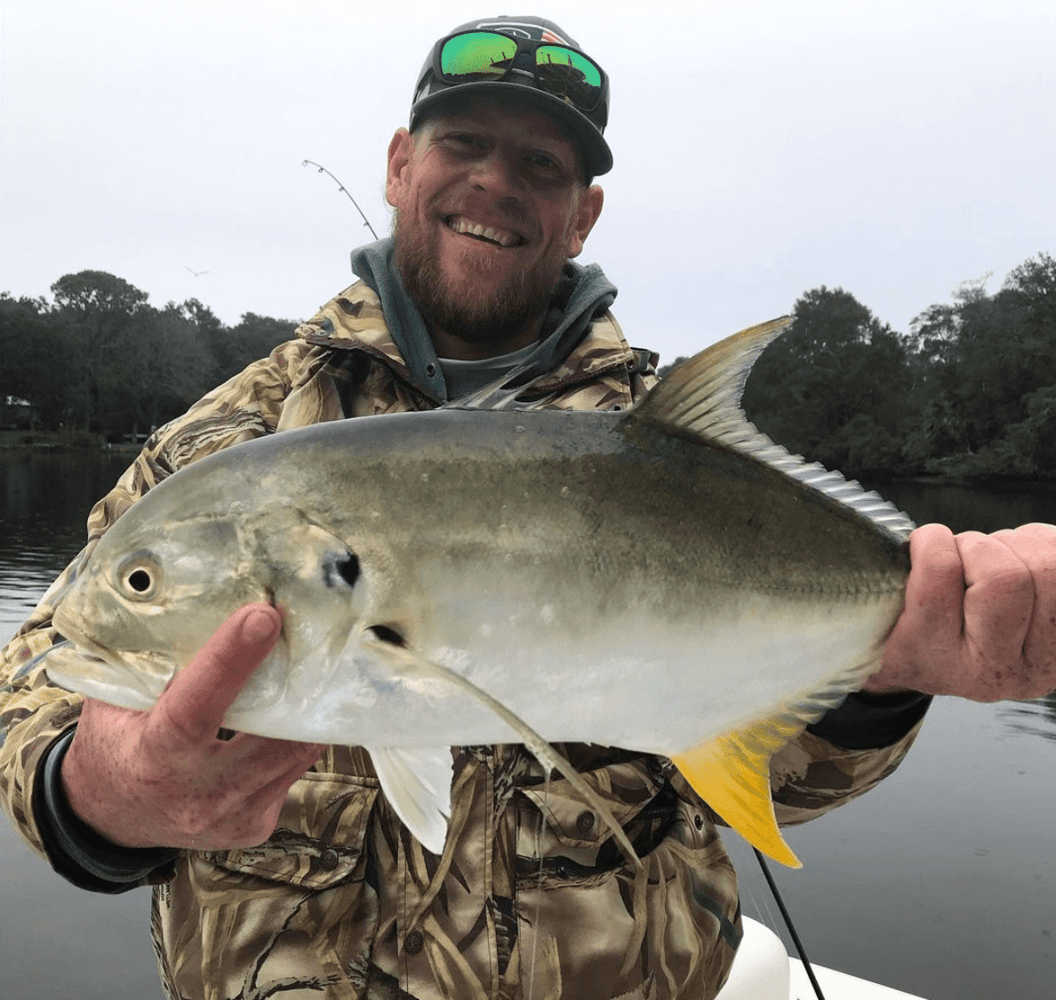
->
[4, 14, 1056, 1000]
[388, 95, 604, 357]
[346, 18, 614, 400]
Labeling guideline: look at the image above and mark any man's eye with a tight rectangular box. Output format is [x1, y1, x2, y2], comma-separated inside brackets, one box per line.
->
[527, 152, 559, 171]
[448, 133, 485, 150]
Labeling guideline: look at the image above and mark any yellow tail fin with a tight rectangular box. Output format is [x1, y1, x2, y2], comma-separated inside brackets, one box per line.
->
[672, 722, 802, 869]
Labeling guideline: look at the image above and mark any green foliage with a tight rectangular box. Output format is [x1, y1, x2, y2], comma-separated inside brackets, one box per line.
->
[1, 271, 298, 439]
[741, 286, 915, 478]
[0, 294, 67, 428]
[670, 252, 1056, 482]
[8, 253, 1056, 478]
[905, 253, 1056, 478]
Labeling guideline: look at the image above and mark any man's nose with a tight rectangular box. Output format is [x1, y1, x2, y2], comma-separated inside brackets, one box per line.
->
[469, 150, 524, 197]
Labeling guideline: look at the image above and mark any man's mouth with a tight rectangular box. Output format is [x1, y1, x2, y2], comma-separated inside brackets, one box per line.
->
[444, 215, 525, 248]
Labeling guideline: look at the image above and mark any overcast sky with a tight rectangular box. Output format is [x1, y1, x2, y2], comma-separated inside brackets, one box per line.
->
[2, 0, 1053, 364]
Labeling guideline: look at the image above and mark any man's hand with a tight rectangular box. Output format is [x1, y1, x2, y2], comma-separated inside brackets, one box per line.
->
[60, 604, 325, 851]
[869, 523, 1056, 702]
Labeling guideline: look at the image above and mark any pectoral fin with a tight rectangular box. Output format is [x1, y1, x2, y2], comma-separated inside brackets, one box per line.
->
[366, 745, 453, 855]
[366, 635, 643, 869]
[672, 720, 802, 869]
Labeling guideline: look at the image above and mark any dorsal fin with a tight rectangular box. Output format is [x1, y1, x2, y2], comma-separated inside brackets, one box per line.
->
[626, 317, 915, 539]
[630, 317, 793, 441]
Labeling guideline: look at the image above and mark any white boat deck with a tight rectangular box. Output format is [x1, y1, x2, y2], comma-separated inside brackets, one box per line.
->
[717, 918, 929, 1000]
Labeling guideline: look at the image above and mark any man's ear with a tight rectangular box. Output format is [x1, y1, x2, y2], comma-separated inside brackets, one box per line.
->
[567, 184, 604, 259]
[386, 128, 414, 208]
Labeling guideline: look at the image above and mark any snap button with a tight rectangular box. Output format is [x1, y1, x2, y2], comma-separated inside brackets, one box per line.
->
[576, 810, 596, 834]
[425, 363, 437, 377]
[319, 848, 339, 871]
[694, 814, 704, 831]
[405, 930, 424, 955]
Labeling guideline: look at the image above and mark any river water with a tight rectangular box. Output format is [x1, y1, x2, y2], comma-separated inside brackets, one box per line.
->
[0, 451, 1053, 1000]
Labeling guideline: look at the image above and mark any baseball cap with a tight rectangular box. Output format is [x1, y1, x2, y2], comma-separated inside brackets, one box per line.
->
[409, 15, 612, 177]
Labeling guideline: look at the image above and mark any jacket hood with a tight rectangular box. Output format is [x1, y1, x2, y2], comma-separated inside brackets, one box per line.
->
[297, 238, 637, 404]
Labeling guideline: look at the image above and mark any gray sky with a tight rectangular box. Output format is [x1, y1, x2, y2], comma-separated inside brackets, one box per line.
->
[2, 0, 1053, 365]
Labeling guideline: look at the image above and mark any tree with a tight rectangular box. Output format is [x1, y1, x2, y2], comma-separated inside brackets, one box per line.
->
[0, 294, 69, 429]
[1003, 252, 1056, 325]
[117, 304, 216, 435]
[906, 255, 1056, 476]
[216, 312, 299, 379]
[741, 287, 915, 477]
[50, 271, 151, 432]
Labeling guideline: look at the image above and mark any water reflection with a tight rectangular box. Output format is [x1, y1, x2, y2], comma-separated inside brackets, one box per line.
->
[0, 561, 62, 637]
[0, 450, 130, 638]
[999, 693, 1056, 742]
[878, 478, 1056, 535]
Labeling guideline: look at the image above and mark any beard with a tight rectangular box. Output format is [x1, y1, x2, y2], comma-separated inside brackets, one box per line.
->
[393, 210, 565, 350]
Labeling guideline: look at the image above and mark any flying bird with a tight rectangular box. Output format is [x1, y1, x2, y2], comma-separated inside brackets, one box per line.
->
[185, 266, 210, 277]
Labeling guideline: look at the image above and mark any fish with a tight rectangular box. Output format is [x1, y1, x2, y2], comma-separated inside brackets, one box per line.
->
[47, 317, 914, 868]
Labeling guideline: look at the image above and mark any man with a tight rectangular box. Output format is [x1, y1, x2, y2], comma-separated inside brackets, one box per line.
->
[2, 15, 1055, 1000]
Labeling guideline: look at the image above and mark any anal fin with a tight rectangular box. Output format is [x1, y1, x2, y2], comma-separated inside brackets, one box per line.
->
[672, 719, 803, 869]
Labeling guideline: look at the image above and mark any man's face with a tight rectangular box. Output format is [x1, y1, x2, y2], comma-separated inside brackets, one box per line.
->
[385, 95, 604, 357]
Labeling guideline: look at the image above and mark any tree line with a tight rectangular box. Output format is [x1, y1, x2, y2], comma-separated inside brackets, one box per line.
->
[0, 271, 298, 440]
[666, 253, 1056, 482]
[4, 255, 1056, 480]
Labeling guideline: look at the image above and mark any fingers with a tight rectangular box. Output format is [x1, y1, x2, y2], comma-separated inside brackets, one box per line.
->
[880, 523, 1056, 702]
[902, 523, 965, 644]
[956, 530, 1034, 698]
[227, 730, 326, 782]
[170, 739, 326, 850]
[875, 525, 964, 693]
[989, 524, 1056, 696]
[240, 741, 327, 811]
[61, 604, 332, 850]
[153, 604, 283, 746]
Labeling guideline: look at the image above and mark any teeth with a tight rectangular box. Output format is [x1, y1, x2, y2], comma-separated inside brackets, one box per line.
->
[446, 216, 521, 247]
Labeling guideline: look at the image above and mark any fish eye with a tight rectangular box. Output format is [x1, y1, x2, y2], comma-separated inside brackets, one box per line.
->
[128, 569, 152, 592]
[116, 554, 162, 601]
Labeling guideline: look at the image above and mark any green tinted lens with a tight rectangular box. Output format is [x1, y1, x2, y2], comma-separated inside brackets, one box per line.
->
[440, 32, 518, 81]
[535, 45, 603, 109]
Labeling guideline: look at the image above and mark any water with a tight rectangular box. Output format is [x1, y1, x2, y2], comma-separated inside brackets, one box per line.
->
[1, 453, 1053, 1000]
[0, 450, 164, 999]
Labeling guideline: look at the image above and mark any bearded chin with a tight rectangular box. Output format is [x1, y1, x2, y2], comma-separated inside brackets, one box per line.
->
[393, 213, 562, 349]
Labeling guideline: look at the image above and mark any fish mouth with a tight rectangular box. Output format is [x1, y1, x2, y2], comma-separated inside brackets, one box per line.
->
[50, 608, 177, 707]
[44, 639, 175, 711]
[443, 214, 526, 248]
[54, 621, 118, 664]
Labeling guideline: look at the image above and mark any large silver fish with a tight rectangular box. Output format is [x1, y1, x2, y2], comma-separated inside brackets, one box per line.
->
[48, 319, 913, 867]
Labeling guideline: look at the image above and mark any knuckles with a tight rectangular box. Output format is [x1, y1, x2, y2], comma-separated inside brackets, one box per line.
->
[895, 525, 1056, 702]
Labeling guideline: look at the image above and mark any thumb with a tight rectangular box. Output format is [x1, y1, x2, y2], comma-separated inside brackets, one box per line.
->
[153, 604, 283, 746]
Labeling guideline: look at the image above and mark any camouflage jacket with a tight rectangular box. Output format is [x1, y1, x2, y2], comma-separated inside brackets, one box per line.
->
[0, 280, 925, 1000]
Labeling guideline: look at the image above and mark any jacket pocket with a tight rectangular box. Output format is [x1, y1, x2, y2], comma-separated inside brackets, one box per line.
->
[207, 771, 379, 888]
[515, 755, 668, 860]
[512, 762, 740, 1000]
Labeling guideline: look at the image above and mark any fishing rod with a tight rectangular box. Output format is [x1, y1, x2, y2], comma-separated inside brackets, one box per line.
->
[753, 848, 827, 1000]
[301, 147, 826, 1000]
[301, 159, 379, 240]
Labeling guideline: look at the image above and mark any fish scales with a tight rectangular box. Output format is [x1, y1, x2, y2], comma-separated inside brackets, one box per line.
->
[47, 318, 914, 865]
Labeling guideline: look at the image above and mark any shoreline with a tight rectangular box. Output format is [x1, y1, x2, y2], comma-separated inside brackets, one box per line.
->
[4, 434, 1056, 485]
[0, 431, 145, 454]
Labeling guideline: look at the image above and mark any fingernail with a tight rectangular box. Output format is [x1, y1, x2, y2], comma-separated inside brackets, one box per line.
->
[242, 608, 279, 645]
